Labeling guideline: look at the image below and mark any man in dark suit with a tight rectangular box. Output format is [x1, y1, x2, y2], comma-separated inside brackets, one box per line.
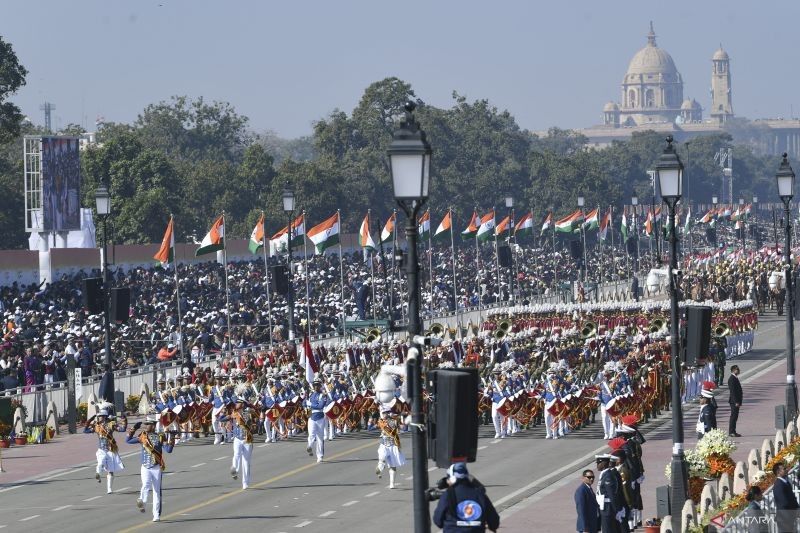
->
[575, 469, 600, 533]
[727, 365, 743, 437]
[595, 455, 623, 533]
[772, 462, 798, 532]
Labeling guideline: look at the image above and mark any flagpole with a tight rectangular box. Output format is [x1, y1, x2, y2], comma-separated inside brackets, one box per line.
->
[302, 211, 312, 338]
[552, 215, 558, 298]
[427, 210, 433, 318]
[609, 206, 615, 282]
[222, 212, 232, 355]
[337, 210, 347, 341]
[171, 214, 185, 359]
[369, 209, 377, 327]
[449, 208, 458, 318]
[493, 207, 501, 304]
[624, 207, 631, 284]
[377, 211, 390, 324]
[391, 210, 397, 323]
[475, 210, 482, 323]
[260, 211, 274, 348]
[509, 207, 515, 302]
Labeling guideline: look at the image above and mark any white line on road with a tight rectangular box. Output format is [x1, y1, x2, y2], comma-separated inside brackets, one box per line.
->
[364, 491, 380, 498]
[294, 520, 313, 528]
[490, 439, 501, 444]
[191, 463, 206, 468]
[165, 472, 175, 476]
[214, 456, 227, 461]
[427, 466, 436, 472]
[478, 445, 488, 450]
[318, 510, 336, 517]
[18, 515, 39, 522]
[258, 443, 269, 448]
[82, 496, 103, 502]
[0, 525, 7, 529]
[116, 487, 131, 492]
[341, 500, 359, 507]
[51, 505, 72, 511]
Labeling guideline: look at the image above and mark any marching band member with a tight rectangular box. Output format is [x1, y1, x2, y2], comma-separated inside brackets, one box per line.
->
[305, 377, 329, 463]
[598, 362, 616, 440]
[84, 404, 126, 494]
[489, 369, 508, 439]
[260, 376, 278, 443]
[375, 405, 405, 489]
[324, 375, 339, 441]
[543, 363, 560, 439]
[209, 373, 228, 445]
[220, 390, 254, 489]
[126, 416, 175, 523]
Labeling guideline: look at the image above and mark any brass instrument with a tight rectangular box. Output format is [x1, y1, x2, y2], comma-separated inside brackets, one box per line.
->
[497, 319, 512, 333]
[713, 322, 730, 338]
[494, 328, 506, 340]
[365, 327, 383, 343]
[581, 321, 597, 339]
[428, 323, 445, 337]
[648, 318, 665, 334]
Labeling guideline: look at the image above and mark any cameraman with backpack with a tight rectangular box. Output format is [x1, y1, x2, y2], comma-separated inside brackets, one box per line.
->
[432, 462, 500, 532]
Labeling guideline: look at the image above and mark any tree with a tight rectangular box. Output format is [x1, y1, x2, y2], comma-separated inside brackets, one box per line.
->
[0, 36, 28, 144]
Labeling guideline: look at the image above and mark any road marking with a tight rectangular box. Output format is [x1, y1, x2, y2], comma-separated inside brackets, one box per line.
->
[490, 439, 501, 444]
[318, 510, 336, 517]
[214, 456, 227, 461]
[191, 463, 206, 468]
[165, 472, 175, 476]
[118, 440, 376, 532]
[478, 445, 488, 450]
[258, 443, 269, 448]
[0, 525, 7, 529]
[427, 466, 436, 472]
[117, 487, 131, 492]
[82, 496, 103, 502]
[341, 500, 359, 507]
[364, 491, 380, 498]
[294, 521, 313, 528]
[51, 505, 72, 511]
[18, 515, 39, 522]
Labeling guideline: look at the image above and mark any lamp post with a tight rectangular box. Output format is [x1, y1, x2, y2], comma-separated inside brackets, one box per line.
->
[776, 153, 798, 418]
[95, 185, 114, 404]
[578, 195, 587, 284]
[388, 101, 432, 533]
[738, 198, 746, 251]
[282, 181, 296, 341]
[505, 195, 516, 300]
[712, 196, 719, 248]
[753, 196, 758, 246]
[655, 136, 688, 516]
[632, 195, 639, 273]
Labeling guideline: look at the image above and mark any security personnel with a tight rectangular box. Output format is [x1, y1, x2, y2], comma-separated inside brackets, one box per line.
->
[433, 462, 500, 532]
[595, 454, 624, 533]
[305, 378, 329, 463]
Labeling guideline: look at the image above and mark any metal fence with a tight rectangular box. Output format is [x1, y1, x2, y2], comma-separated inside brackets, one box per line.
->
[724, 464, 800, 532]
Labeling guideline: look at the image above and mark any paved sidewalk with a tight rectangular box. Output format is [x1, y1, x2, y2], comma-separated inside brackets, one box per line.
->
[500, 315, 790, 532]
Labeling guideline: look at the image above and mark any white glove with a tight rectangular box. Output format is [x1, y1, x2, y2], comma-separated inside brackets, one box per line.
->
[638, 475, 645, 484]
[616, 510, 626, 522]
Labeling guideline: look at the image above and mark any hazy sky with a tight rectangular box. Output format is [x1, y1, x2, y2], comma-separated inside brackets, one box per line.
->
[4, 0, 799, 139]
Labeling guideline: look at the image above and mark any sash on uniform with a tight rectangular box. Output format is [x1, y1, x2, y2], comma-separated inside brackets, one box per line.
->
[96, 423, 119, 453]
[139, 433, 166, 470]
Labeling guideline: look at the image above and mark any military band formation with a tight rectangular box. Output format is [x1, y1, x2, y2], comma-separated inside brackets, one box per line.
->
[79, 252, 775, 525]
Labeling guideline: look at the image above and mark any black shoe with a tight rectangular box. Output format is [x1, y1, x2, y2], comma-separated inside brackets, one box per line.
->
[729, 432, 742, 437]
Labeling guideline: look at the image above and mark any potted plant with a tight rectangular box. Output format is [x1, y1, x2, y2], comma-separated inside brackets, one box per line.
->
[14, 432, 28, 446]
[0, 422, 11, 448]
[644, 517, 661, 533]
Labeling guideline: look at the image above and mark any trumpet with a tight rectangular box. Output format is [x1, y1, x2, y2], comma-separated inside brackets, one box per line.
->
[365, 327, 383, 343]
[713, 322, 730, 338]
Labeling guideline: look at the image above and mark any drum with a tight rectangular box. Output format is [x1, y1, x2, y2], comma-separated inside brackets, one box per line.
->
[323, 402, 343, 420]
[605, 397, 621, 417]
[496, 397, 512, 417]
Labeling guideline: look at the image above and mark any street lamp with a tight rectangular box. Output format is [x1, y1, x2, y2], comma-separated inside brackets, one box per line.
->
[504, 195, 516, 300]
[632, 195, 640, 271]
[282, 181, 296, 341]
[577, 196, 587, 284]
[654, 135, 688, 516]
[739, 198, 746, 251]
[776, 153, 798, 418]
[388, 101, 432, 533]
[94, 185, 114, 405]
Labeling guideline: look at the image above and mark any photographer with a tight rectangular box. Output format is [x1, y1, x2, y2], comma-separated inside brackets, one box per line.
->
[432, 462, 499, 532]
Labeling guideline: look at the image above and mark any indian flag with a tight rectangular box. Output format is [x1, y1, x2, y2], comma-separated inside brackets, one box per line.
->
[359, 212, 376, 251]
[514, 211, 533, 238]
[495, 215, 511, 238]
[583, 208, 600, 231]
[418, 209, 431, 240]
[555, 210, 583, 233]
[461, 210, 479, 241]
[621, 208, 629, 242]
[644, 209, 653, 236]
[700, 207, 717, 224]
[433, 210, 452, 242]
[248, 213, 265, 254]
[196, 215, 224, 257]
[270, 214, 305, 256]
[154, 216, 175, 266]
[743, 203, 752, 217]
[307, 212, 340, 254]
[598, 209, 611, 241]
[540, 212, 552, 235]
[380, 212, 396, 244]
[476, 210, 495, 242]
[718, 205, 732, 219]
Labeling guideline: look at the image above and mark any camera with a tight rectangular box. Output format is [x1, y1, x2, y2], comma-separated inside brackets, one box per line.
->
[425, 488, 443, 501]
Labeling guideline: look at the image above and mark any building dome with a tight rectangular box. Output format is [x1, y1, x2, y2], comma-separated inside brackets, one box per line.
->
[624, 24, 679, 80]
[603, 101, 619, 112]
[712, 46, 729, 61]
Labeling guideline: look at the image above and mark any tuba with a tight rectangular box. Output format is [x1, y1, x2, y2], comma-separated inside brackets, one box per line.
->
[581, 321, 597, 339]
[649, 318, 665, 334]
[365, 327, 383, 343]
[714, 322, 730, 338]
[428, 323, 445, 337]
[494, 328, 506, 340]
[497, 319, 512, 333]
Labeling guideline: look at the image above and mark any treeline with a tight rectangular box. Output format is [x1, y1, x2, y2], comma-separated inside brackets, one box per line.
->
[0, 77, 784, 249]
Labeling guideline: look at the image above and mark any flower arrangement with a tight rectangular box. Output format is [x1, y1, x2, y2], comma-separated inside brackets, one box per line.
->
[125, 394, 141, 413]
[696, 429, 736, 458]
[707, 454, 736, 478]
[78, 402, 88, 423]
[10, 399, 28, 422]
[0, 421, 11, 439]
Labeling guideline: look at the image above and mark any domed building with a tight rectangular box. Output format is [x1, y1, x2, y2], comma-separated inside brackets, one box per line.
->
[603, 23, 695, 126]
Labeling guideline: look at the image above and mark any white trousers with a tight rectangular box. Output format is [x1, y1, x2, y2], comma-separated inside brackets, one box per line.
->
[307, 417, 325, 459]
[263, 418, 276, 442]
[139, 465, 162, 520]
[232, 438, 252, 488]
[212, 408, 224, 444]
[95, 449, 124, 474]
[490, 406, 505, 437]
[600, 404, 614, 438]
[544, 411, 556, 438]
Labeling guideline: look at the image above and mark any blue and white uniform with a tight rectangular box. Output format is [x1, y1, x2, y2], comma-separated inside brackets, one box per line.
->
[126, 426, 173, 522]
[305, 384, 329, 462]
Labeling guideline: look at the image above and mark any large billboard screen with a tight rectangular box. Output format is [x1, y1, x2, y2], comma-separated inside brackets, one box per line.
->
[41, 137, 81, 232]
